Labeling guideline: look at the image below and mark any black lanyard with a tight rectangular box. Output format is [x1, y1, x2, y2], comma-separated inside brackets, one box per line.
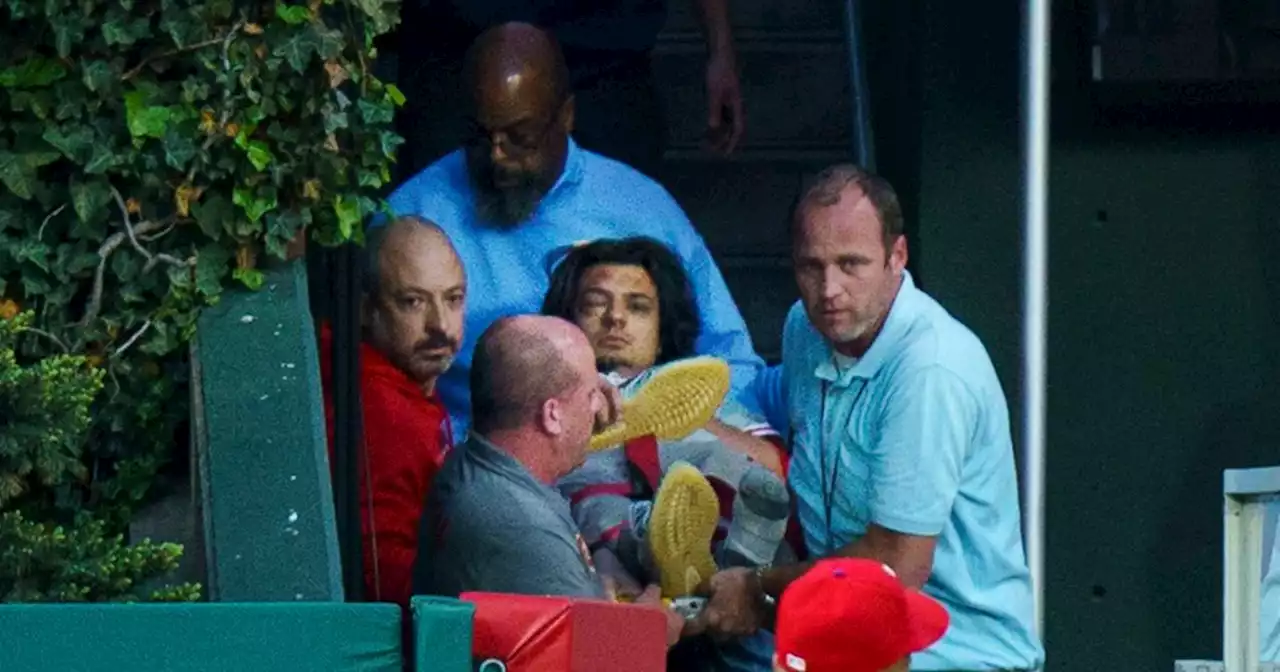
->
[818, 377, 869, 551]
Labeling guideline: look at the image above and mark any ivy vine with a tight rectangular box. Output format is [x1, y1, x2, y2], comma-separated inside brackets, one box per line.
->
[0, 0, 402, 598]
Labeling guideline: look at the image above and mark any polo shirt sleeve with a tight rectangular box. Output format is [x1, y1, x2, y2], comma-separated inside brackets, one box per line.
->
[868, 365, 975, 537]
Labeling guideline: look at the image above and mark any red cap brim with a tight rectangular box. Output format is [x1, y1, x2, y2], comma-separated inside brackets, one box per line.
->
[903, 590, 950, 651]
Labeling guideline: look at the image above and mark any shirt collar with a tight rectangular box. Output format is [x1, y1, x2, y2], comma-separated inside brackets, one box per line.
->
[813, 270, 920, 386]
[543, 137, 586, 203]
[466, 433, 558, 494]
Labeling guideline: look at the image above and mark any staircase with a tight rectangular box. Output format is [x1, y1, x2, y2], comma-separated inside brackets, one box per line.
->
[652, 0, 871, 362]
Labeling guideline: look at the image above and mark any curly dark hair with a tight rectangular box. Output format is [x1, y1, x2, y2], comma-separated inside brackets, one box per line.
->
[541, 237, 700, 366]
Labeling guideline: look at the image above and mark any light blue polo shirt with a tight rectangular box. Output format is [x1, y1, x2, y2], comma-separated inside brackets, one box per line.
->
[778, 271, 1044, 671]
[386, 139, 763, 437]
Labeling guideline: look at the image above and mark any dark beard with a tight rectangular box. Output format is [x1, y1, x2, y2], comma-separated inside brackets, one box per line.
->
[474, 186, 543, 227]
[468, 160, 546, 227]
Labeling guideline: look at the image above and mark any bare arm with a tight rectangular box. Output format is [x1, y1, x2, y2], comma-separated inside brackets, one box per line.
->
[759, 524, 937, 595]
[693, 0, 733, 55]
[703, 418, 785, 479]
[691, 0, 744, 153]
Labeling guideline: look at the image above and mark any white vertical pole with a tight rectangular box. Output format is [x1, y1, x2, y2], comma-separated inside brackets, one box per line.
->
[1022, 0, 1052, 643]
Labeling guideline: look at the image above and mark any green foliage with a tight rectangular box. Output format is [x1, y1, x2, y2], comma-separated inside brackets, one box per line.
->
[0, 311, 199, 602]
[0, 510, 200, 602]
[0, 311, 102, 508]
[0, 0, 402, 600]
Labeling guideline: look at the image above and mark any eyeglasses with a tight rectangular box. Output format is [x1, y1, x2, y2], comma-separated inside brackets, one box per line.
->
[463, 113, 560, 160]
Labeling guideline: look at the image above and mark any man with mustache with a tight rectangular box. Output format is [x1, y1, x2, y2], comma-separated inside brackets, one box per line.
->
[319, 215, 465, 606]
[386, 22, 763, 443]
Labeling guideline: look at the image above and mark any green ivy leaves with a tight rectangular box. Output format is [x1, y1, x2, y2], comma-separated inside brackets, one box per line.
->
[0, 150, 60, 200]
[0, 0, 404, 603]
[0, 58, 68, 89]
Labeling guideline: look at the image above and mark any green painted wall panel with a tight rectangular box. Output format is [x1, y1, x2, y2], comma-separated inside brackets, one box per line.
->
[192, 260, 342, 602]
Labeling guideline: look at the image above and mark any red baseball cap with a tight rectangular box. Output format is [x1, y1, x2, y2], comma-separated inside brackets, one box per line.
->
[773, 558, 950, 672]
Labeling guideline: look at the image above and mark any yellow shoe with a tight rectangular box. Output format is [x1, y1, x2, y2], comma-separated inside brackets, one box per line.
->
[590, 356, 730, 452]
[648, 461, 720, 599]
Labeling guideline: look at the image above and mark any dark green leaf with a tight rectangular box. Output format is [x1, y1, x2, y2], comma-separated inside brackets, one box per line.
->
[12, 239, 51, 272]
[274, 30, 320, 73]
[81, 61, 116, 94]
[315, 27, 345, 60]
[141, 320, 179, 355]
[180, 78, 211, 104]
[0, 57, 69, 88]
[354, 0, 397, 33]
[43, 127, 94, 161]
[378, 131, 404, 160]
[322, 110, 347, 134]
[194, 244, 230, 297]
[0, 205, 18, 232]
[67, 247, 100, 275]
[191, 193, 232, 241]
[263, 210, 302, 259]
[356, 168, 382, 189]
[20, 273, 53, 297]
[70, 178, 111, 224]
[159, 9, 204, 47]
[110, 249, 142, 283]
[358, 99, 393, 125]
[124, 91, 171, 139]
[0, 152, 37, 200]
[69, 212, 107, 241]
[102, 17, 149, 47]
[9, 91, 55, 120]
[84, 145, 118, 174]
[161, 128, 196, 170]
[52, 16, 87, 58]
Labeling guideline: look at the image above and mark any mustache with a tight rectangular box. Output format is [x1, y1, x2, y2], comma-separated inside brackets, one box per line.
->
[414, 332, 458, 353]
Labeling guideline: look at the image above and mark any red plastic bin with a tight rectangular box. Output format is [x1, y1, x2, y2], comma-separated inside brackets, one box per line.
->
[460, 592, 668, 672]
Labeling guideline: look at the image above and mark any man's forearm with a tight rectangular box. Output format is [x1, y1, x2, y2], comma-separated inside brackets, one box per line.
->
[705, 420, 785, 478]
[693, 0, 733, 55]
[758, 536, 880, 599]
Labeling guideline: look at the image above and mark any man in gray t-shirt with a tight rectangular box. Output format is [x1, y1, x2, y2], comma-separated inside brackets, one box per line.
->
[414, 315, 610, 598]
[418, 431, 606, 598]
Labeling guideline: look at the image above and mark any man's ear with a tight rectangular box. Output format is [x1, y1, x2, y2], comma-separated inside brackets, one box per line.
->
[540, 397, 564, 437]
[559, 94, 576, 135]
[888, 234, 908, 275]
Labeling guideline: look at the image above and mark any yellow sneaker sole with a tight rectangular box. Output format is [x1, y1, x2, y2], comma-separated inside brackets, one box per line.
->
[648, 461, 720, 599]
[589, 356, 730, 452]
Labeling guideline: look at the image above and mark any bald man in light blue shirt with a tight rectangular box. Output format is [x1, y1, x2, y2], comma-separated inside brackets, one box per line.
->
[384, 23, 762, 438]
[695, 165, 1043, 672]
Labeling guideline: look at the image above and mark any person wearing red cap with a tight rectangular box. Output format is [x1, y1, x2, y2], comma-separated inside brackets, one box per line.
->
[771, 558, 949, 672]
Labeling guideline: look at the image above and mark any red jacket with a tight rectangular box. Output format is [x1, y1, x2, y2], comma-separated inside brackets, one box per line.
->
[318, 324, 451, 606]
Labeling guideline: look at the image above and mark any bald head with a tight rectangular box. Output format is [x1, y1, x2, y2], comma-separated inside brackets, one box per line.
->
[461, 23, 575, 226]
[471, 315, 597, 435]
[363, 216, 466, 392]
[464, 22, 571, 110]
[365, 216, 461, 298]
